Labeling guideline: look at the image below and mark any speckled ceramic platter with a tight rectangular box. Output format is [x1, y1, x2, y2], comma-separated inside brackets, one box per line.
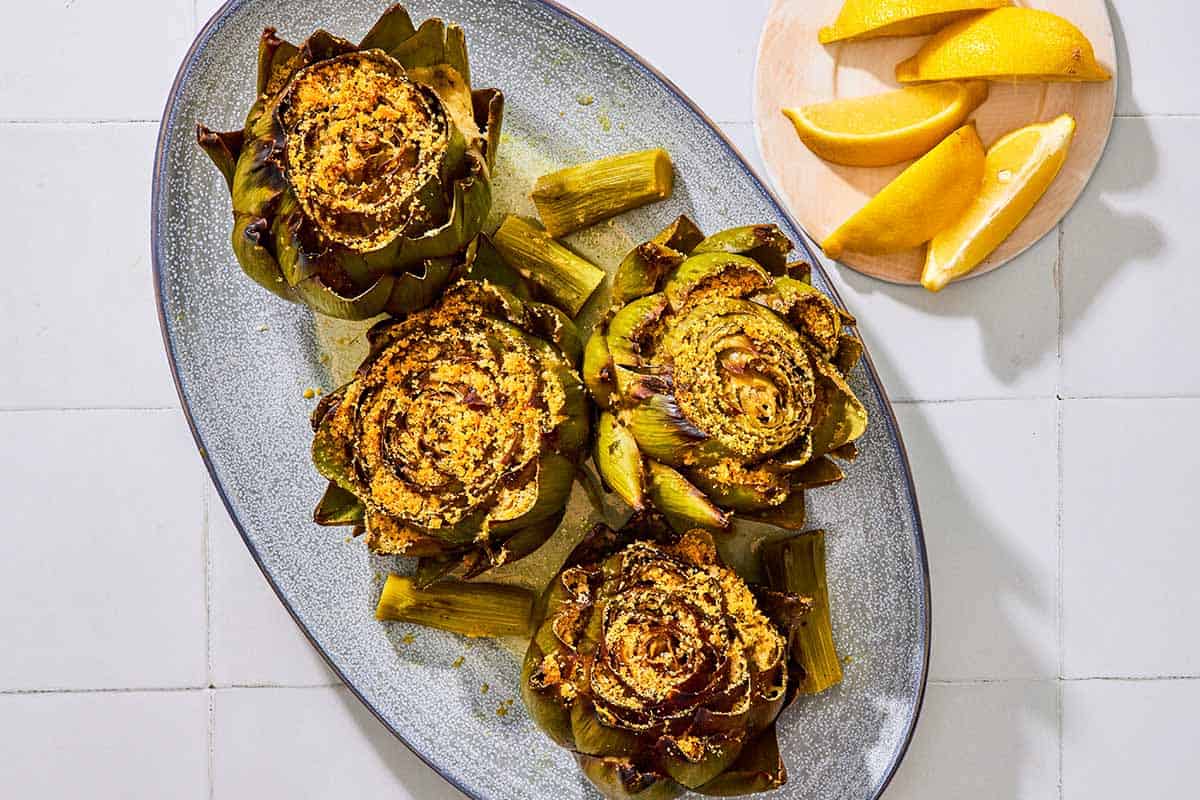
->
[152, 2, 929, 798]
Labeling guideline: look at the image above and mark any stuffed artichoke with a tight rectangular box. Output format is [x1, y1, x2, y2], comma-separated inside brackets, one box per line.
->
[197, 5, 503, 319]
[522, 515, 825, 799]
[310, 278, 588, 579]
[585, 219, 868, 534]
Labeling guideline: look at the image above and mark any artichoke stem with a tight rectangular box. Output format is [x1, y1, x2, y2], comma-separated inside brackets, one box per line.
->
[376, 575, 534, 638]
[532, 149, 675, 237]
[762, 531, 843, 694]
[493, 216, 605, 316]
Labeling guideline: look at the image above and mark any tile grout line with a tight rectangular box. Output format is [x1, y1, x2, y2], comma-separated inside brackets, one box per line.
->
[0, 682, 345, 697]
[207, 689, 215, 800]
[203, 479, 214, 687]
[0, 406, 179, 414]
[0, 119, 160, 126]
[1055, 219, 1066, 800]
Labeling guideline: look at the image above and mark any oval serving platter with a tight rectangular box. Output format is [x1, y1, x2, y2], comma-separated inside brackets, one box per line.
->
[152, 1, 930, 798]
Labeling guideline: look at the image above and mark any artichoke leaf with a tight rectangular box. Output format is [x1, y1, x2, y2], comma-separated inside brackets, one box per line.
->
[624, 387, 709, 467]
[687, 462, 790, 513]
[789, 457, 845, 489]
[744, 487, 806, 531]
[651, 214, 706, 255]
[313, 481, 365, 526]
[389, 18, 471, 86]
[606, 293, 668, 367]
[384, 256, 462, 317]
[463, 233, 532, 298]
[196, 125, 244, 190]
[292, 274, 395, 321]
[595, 412, 647, 511]
[583, 329, 616, 408]
[646, 461, 731, 534]
[256, 27, 300, 97]
[525, 302, 583, 367]
[576, 754, 683, 800]
[488, 452, 577, 534]
[695, 725, 787, 796]
[358, 4, 417, 51]
[572, 699, 640, 757]
[612, 241, 685, 305]
[809, 360, 870, 458]
[692, 224, 793, 275]
[230, 214, 292, 300]
[834, 334, 864, 374]
[660, 735, 745, 790]
[664, 252, 772, 313]
[471, 89, 505, 171]
[520, 643, 576, 748]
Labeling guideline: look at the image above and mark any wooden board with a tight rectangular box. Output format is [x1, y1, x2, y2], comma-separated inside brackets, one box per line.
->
[754, 0, 1117, 285]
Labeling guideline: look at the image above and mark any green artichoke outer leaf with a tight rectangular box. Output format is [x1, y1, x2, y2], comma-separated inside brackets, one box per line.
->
[613, 241, 685, 305]
[389, 18, 470, 84]
[526, 302, 583, 367]
[744, 486, 806, 531]
[623, 382, 710, 466]
[358, 4, 417, 51]
[196, 125, 245, 190]
[646, 461, 730, 534]
[652, 214, 706, 255]
[595, 412, 647, 511]
[488, 451, 577, 534]
[771, 433, 814, 472]
[471, 87, 505, 171]
[298, 29, 359, 64]
[583, 329, 616, 408]
[834, 334, 865, 374]
[521, 643, 576, 748]
[663, 252, 772, 313]
[255, 27, 300, 96]
[576, 754, 683, 800]
[606, 293, 668, 368]
[313, 481, 365, 526]
[550, 365, 591, 455]
[230, 214, 292, 300]
[785, 259, 813, 284]
[659, 735, 745, 790]
[695, 725, 787, 797]
[692, 224, 793, 275]
[310, 395, 358, 493]
[572, 699, 641, 757]
[751, 276, 843, 359]
[809, 360, 870, 459]
[789, 456, 845, 489]
[830, 441, 859, 462]
[293, 273, 394, 321]
[383, 255, 462, 317]
[687, 462, 790, 513]
[463, 234, 532, 298]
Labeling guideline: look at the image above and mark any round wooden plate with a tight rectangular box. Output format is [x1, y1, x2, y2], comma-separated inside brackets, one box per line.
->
[754, 0, 1117, 285]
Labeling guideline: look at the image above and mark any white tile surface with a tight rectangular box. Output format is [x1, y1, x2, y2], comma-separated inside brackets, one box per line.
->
[1062, 117, 1197, 397]
[884, 681, 1059, 800]
[0, 690, 208, 799]
[0, 1, 193, 121]
[897, 401, 1059, 680]
[1062, 679, 1200, 799]
[1110, 0, 1200, 116]
[0, 410, 206, 690]
[549, 0, 770, 123]
[209, 483, 338, 687]
[1062, 399, 1200, 678]
[827, 233, 1060, 401]
[0, 123, 179, 410]
[213, 686, 466, 799]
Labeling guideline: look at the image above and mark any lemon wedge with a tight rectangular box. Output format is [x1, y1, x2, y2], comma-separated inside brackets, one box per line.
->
[819, 0, 1010, 44]
[783, 81, 988, 167]
[897, 8, 1111, 82]
[923, 114, 1076, 292]
[822, 123, 985, 259]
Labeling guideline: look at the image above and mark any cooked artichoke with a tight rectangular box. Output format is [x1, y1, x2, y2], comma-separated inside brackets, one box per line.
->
[196, 5, 503, 319]
[522, 515, 817, 799]
[586, 219, 868, 533]
[310, 279, 588, 579]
